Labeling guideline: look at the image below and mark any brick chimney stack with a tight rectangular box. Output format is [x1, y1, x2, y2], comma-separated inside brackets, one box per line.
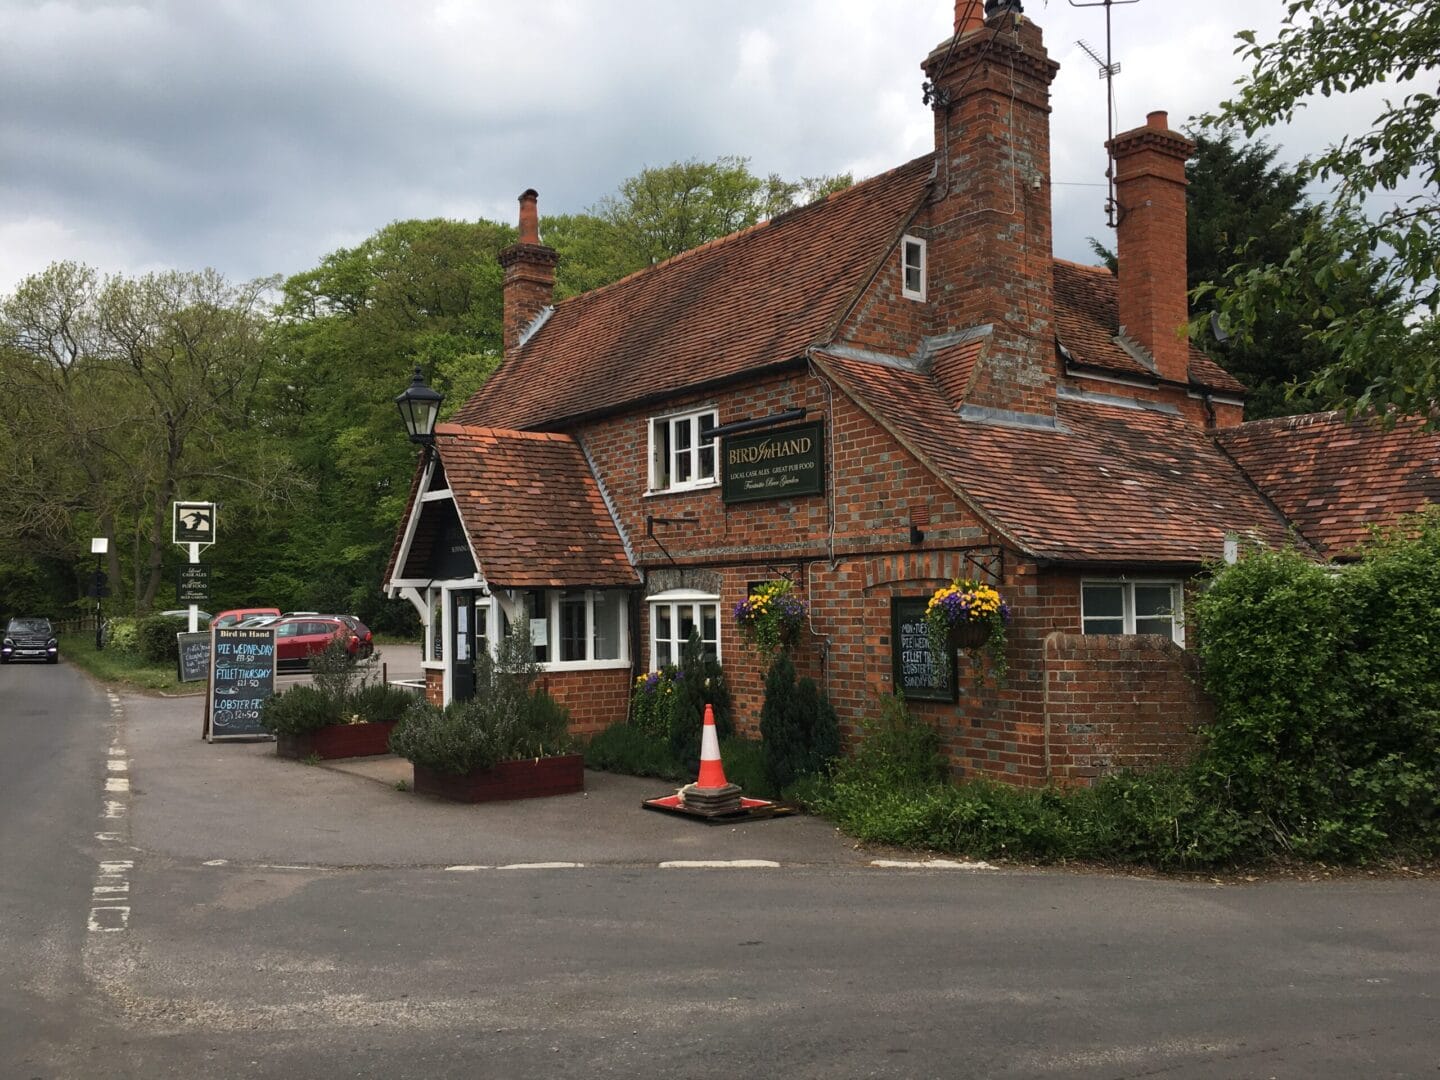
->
[499, 189, 559, 356]
[921, 2, 1060, 418]
[1109, 111, 1196, 385]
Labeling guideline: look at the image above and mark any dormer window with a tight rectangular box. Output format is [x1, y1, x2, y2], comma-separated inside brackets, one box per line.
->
[649, 408, 719, 493]
[902, 235, 926, 301]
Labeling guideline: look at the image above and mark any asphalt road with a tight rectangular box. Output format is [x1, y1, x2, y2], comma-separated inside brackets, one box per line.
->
[2, 659, 1437, 1079]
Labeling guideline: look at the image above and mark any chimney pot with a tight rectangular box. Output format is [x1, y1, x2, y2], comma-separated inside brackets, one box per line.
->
[1146, 110, 1169, 130]
[517, 189, 540, 245]
[955, 0, 984, 34]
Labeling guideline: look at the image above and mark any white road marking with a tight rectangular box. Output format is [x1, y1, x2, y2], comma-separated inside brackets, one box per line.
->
[496, 862, 584, 870]
[658, 860, 780, 869]
[106, 759, 128, 772]
[444, 865, 494, 872]
[103, 800, 125, 819]
[88, 907, 130, 932]
[94, 832, 123, 843]
[202, 859, 229, 866]
[869, 859, 997, 871]
[104, 777, 130, 793]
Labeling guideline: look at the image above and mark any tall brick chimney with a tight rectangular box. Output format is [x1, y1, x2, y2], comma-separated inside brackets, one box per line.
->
[498, 189, 558, 356]
[921, 1, 1060, 418]
[1109, 111, 1195, 385]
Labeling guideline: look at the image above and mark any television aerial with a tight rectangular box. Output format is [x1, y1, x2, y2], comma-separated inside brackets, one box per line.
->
[1070, 0, 1140, 229]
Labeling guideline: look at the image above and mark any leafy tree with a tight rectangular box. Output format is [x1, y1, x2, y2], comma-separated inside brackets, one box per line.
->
[0, 263, 295, 613]
[1197, 1, 1440, 422]
[548, 158, 852, 296]
[267, 218, 511, 628]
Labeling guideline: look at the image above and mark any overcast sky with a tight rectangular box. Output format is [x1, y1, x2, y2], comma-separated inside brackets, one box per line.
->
[0, 0, 1392, 296]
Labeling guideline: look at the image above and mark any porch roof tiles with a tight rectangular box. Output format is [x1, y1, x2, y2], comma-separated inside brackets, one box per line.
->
[434, 423, 636, 588]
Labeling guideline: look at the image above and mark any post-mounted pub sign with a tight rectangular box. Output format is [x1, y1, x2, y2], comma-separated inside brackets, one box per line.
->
[721, 421, 824, 504]
[176, 563, 210, 604]
[173, 501, 217, 545]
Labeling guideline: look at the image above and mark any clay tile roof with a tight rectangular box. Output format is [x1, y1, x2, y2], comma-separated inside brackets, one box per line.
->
[818, 351, 1293, 565]
[1216, 412, 1440, 558]
[456, 155, 936, 431]
[431, 423, 636, 588]
[1052, 259, 1247, 396]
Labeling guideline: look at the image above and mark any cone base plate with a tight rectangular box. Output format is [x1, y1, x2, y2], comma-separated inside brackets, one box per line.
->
[641, 793, 798, 824]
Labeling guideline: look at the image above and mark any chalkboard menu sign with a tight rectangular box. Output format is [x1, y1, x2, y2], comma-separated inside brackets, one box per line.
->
[176, 632, 210, 683]
[891, 596, 956, 703]
[205, 627, 276, 741]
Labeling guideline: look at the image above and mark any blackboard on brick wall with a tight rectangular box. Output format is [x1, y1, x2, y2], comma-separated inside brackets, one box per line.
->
[890, 596, 956, 703]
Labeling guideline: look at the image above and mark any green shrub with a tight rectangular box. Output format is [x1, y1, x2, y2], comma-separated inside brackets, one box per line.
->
[310, 637, 359, 700]
[104, 617, 140, 656]
[584, 723, 688, 781]
[1191, 518, 1440, 861]
[346, 682, 417, 725]
[759, 655, 839, 791]
[389, 621, 572, 774]
[629, 666, 682, 740]
[136, 614, 188, 663]
[260, 684, 345, 737]
[833, 694, 947, 791]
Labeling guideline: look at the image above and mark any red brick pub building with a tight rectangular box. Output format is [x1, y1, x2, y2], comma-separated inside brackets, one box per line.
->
[386, 1, 1438, 786]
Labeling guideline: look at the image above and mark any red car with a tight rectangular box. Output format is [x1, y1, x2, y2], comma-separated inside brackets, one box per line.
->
[212, 606, 282, 630]
[273, 615, 373, 669]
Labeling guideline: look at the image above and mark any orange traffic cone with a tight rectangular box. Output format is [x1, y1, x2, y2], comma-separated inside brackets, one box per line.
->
[679, 704, 741, 815]
[695, 704, 728, 789]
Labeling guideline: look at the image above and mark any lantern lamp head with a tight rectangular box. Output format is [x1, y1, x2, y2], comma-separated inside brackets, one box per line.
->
[395, 365, 443, 447]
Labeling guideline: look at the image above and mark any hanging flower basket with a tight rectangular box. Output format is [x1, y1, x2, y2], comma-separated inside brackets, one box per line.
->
[923, 578, 1011, 680]
[733, 579, 806, 660]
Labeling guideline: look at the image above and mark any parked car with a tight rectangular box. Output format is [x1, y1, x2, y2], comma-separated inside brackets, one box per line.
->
[212, 607, 281, 630]
[236, 614, 283, 628]
[2, 617, 58, 664]
[273, 615, 374, 669]
[158, 609, 212, 626]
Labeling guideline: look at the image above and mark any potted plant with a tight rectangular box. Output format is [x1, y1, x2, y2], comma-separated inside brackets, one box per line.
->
[922, 578, 1011, 679]
[261, 642, 417, 759]
[389, 621, 582, 802]
[733, 579, 806, 660]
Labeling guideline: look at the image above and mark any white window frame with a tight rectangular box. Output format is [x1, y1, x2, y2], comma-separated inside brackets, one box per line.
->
[647, 588, 721, 670]
[647, 407, 719, 494]
[901, 235, 926, 301]
[499, 588, 630, 671]
[1080, 579, 1184, 645]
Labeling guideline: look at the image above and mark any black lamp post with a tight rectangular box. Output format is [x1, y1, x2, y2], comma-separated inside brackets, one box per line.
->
[394, 365, 443, 455]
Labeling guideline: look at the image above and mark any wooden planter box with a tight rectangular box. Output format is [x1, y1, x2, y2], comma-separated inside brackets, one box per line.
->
[276, 721, 397, 761]
[412, 754, 585, 803]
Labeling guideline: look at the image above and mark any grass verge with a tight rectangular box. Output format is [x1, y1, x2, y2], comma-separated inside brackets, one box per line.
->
[59, 633, 199, 694]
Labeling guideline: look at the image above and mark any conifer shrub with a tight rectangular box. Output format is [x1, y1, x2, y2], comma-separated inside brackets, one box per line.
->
[759, 654, 841, 791]
[668, 631, 733, 775]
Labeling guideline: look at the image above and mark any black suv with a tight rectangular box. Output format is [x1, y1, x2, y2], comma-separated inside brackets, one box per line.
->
[2, 618, 59, 664]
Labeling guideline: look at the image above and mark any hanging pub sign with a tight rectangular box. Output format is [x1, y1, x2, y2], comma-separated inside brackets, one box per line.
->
[890, 596, 956, 703]
[173, 501, 217, 545]
[721, 420, 824, 504]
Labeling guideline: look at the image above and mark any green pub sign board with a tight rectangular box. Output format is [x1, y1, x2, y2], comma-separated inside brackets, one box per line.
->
[890, 596, 956, 703]
[721, 421, 824, 504]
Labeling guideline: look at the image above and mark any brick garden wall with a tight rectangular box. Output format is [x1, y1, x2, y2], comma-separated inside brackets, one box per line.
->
[1043, 632, 1209, 784]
